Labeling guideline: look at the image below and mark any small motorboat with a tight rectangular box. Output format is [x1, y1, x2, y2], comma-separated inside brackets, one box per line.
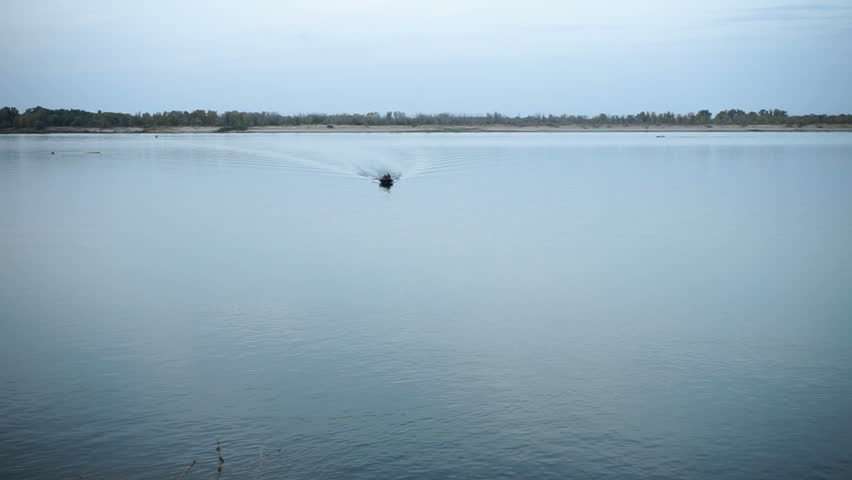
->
[379, 173, 394, 188]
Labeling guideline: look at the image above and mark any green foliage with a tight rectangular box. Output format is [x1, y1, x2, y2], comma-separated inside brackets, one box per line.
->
[0, 106, 20, 128]
[1, 106, 849, 130]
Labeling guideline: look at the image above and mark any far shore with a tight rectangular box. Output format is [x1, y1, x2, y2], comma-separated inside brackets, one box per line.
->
[2, 124, 851, 134]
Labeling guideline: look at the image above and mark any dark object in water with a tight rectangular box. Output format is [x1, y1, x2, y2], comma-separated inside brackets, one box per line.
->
[379, 173, 394, 189]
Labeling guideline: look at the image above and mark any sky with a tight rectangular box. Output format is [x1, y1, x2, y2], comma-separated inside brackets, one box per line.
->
[1, 0, 851, 115]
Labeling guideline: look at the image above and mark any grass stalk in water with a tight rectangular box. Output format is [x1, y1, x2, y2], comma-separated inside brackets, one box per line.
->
[175, 459, 196, 480]
[216, 440, 224, 477]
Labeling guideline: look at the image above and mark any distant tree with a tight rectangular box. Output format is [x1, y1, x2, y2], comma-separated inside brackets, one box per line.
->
[0, 106, 19, 128]
[2, 105, 848, 131]
[223, 111, 242, 127]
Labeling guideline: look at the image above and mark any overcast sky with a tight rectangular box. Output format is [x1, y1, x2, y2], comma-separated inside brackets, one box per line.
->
[1, 0, 850, 115]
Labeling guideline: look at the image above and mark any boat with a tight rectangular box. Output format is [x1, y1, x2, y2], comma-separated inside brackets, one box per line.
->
[379, 173, 394, 188]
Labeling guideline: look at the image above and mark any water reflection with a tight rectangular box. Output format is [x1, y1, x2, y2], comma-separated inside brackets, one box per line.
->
[1, 133, 851, 480]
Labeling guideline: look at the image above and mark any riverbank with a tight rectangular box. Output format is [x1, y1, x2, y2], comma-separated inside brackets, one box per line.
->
[2, 124, 851, 134]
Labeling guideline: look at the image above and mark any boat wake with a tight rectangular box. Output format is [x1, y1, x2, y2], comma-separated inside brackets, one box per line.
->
[175, 134, 485, 187]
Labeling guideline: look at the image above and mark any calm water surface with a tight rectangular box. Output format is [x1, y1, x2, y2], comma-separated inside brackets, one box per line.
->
[1, 133, 851, 479]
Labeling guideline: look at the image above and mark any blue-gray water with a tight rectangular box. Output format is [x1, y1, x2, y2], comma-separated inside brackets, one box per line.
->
[1, 133, 851, 479]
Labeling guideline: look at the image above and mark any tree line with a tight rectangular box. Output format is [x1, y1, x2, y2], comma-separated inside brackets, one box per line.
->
[1, 106, 849, 130]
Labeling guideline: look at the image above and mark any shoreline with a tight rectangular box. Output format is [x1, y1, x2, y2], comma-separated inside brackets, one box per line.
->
[2, 124, 851, 134]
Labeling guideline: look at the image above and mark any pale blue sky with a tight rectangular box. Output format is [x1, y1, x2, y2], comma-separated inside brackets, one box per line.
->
[1, 0, 850, 115]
